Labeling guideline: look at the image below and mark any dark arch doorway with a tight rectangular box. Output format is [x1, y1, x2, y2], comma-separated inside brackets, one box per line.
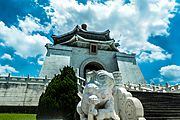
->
[84, 62, 104, 78]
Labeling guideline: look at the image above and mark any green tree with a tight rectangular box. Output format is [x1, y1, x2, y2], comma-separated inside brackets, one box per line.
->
[37, 66, 80, 119]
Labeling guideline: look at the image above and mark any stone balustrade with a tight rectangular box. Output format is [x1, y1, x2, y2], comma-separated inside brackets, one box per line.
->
[77, 76, 86, 94]
[124, 82, 180, 93]
[0, 71, 179, 109]
[166, 84, 180, 92]
[0, 74, 51, 106]
[77, 71, 180, 93]
[0, 73, 51, 85]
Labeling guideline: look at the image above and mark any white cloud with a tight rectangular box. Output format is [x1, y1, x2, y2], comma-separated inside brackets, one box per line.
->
[0, 42, 5, 47]
[0, 0, 177, 63]
[30, 62, 35, 65]
[150, 65, 180, 84]
[18, 15, 42, 34]
[138, 43, 172, 62]
[159, 65, 180, 84]
[138, 51, 172, 63]
[0, 20, 51, 58]
[1, 53, 13, 60]
[0, 64, 18, 75]
[43, 0, 177, 62]
[160, 65, 180, 78]
[37, 55, 44, 65]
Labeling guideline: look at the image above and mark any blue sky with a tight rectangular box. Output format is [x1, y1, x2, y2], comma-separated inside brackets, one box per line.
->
[0, 0, 180, 85]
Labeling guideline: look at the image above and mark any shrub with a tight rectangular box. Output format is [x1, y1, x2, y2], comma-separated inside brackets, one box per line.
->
[37, 66, 80, 120]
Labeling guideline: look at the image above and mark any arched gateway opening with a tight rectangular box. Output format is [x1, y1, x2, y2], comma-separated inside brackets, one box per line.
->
[84, 62, 104, 78]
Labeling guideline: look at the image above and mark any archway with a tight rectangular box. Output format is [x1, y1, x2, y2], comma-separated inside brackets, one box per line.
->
[84, 62, 104, 78]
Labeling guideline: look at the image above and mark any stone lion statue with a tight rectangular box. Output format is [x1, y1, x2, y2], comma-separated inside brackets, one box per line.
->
[77, 70, 120, 120]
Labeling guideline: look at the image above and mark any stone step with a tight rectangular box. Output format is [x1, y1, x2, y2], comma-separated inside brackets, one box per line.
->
[143, 104, 180, 109]
[133, 97, 180, 101]
[144, 112, 180, 117]
[141, 102, 179, 105]
[130, 91, 180, 119]
[145, 116, 180, 120]
[144, 108, 180, 110]
[145, 109, 180, 112]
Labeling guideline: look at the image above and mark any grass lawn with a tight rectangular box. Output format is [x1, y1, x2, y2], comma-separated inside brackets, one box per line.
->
[0, 113, 36, 120]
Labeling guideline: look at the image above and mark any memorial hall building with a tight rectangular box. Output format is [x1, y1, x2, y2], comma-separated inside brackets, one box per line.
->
[39, 24, 145, 84]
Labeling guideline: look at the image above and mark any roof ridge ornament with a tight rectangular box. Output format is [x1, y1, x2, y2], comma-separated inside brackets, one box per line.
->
[76, 25, 80, 32]
[81, 24, 87, 31]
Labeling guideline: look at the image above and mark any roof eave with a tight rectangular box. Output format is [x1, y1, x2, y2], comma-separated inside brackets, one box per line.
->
[51, 25, 111, 41]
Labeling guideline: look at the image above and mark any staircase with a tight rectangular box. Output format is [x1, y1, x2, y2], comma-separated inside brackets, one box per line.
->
[130, 91, 180, 120]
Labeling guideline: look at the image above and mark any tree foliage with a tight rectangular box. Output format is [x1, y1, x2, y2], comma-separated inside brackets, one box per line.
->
[37, 66, 79, 119]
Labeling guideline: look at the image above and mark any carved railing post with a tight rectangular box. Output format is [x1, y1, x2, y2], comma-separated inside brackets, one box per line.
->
[113, 71, 122, 86]
[127, 81, 131, 90]
[165, 82, 170, 92]
[178, 84, 180, 91]
[26, 74, 30, 82]
[6, 73, 11, 81]
[43, 75, 48, 87]
[152, 85, 155, 92]
[113, 87, 146, 120]
[77, 76, 86, 94]
[138, 84, 141, 91]
[44, 75, 47, 83]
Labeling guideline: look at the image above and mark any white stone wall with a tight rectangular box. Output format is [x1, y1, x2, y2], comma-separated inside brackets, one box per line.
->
[117, 61, 146, 84]
[39, 55, 70, 78]
[0, 82, 45, 106]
